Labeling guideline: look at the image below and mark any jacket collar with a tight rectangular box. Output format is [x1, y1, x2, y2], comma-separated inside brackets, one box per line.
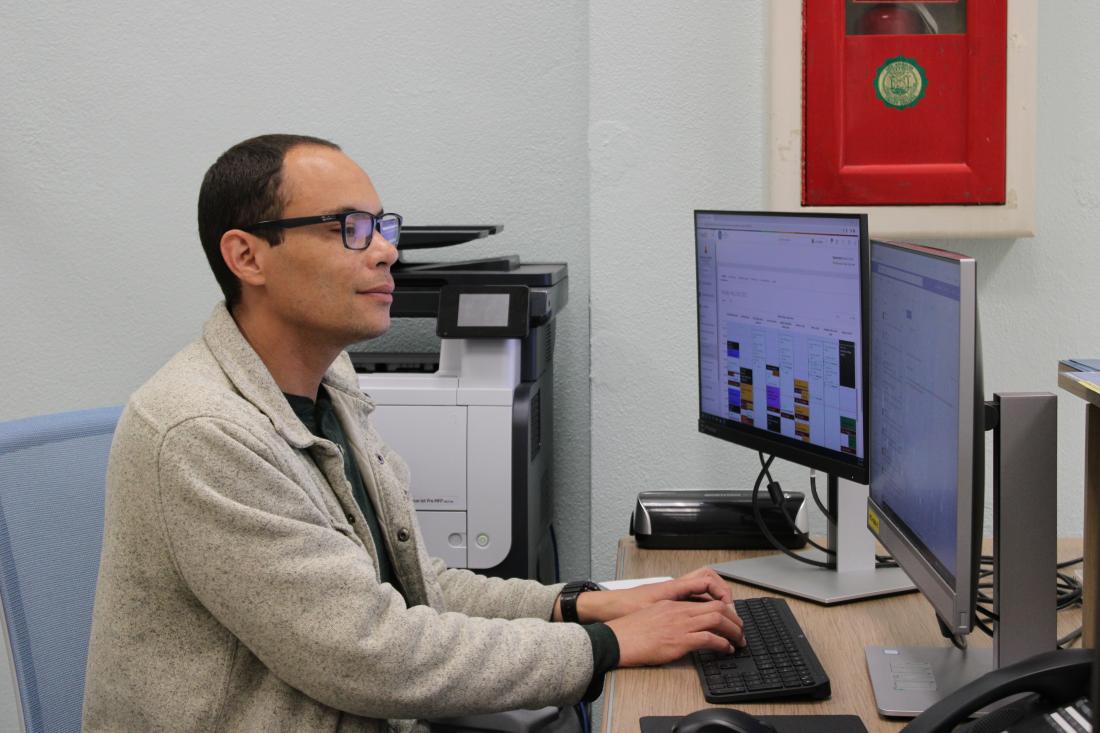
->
[202, 303, 375, 449]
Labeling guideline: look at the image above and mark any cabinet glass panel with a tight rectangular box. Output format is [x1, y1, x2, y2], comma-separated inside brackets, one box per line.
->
[846, 1, 967, 35]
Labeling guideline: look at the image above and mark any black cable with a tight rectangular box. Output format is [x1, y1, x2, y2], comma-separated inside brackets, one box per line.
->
[972, 613, 995, 638]
[977, 555, 1083, 610]
[752, 453, 835, 570]
[754, 453, 899, 569]
[548, 524, 561, 584]
[577, 702, 590, 733]
[974, 602, 1082, 648]
[760, 451, 776, 485]
[806, 463, 897, 567]
[1056, 572, 1083, 609]
[804, 536, 835, 556]
[1058, 627, 1083, 649]
[975, 605, 998, 623]
[970, 551, 1084, 648]
[756, 453, 836, 557]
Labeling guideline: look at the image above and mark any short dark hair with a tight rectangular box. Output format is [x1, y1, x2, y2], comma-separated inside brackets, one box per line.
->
[197, 134, 341, 308]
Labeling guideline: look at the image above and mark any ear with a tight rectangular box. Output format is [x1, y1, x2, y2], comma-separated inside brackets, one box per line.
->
[220, 229, 267, 289]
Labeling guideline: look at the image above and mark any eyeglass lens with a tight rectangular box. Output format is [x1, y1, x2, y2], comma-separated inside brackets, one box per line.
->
[344, 212, 401, 250]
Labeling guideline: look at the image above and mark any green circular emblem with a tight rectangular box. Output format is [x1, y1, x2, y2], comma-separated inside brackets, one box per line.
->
[874, 56, 926, 110]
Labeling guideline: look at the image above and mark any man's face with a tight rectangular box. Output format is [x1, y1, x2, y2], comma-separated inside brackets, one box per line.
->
[256, 145, 398, 348]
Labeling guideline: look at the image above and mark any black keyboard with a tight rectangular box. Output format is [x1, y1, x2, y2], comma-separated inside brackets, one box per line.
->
[692, 597, 830, 704]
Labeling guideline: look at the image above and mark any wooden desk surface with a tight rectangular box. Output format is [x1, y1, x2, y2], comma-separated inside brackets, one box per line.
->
[601, 538, 1084, 733]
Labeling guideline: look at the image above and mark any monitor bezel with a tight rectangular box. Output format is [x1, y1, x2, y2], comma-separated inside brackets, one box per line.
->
[865, 239, 982, 634]
[694, 209, 871, 485]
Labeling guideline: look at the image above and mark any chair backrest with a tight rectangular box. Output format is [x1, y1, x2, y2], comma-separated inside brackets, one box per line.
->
[0, 406, 122, 733]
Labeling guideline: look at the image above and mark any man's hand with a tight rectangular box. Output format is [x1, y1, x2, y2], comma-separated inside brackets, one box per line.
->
[571, 567, 734, 623]
[604, 599, 745, 667]
[550, 567, 744, 667]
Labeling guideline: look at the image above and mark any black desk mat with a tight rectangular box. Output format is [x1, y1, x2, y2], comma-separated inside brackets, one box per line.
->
[640, 714, 868, 733]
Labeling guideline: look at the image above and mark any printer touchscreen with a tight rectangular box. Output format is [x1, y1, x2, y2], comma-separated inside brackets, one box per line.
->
[436, 284, 529, 339]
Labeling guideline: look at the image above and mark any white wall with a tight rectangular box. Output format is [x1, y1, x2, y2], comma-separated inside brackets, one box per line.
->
[1, 1, 591, 726]
[590, 2, 771, 580]
[588, 2, 1095, 581]
[0, 2, 593, 570]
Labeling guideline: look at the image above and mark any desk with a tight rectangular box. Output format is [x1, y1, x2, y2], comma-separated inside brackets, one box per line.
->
[601, 538, 1084, 733]
[1058, 364, 1099, 647]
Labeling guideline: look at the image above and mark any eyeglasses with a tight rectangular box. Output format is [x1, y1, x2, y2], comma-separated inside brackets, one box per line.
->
[242, 211, 402, 251]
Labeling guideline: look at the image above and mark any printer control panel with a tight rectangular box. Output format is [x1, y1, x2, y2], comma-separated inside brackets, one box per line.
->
[436, 285, 530, 339]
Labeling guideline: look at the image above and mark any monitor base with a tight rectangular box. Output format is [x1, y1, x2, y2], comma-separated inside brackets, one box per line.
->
[711, 552, 916, 605]
[865, 645, 993, 718]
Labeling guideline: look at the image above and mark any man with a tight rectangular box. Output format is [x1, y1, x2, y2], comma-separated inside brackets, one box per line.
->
[83, 134, 744, 732]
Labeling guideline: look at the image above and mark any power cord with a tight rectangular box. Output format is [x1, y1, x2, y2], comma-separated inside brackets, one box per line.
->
[754, 454, 898, 569]
[758, 453, 836, 558]
[968, 555, 1083, 648]
[810, 468, 897, 568]
[752, 453, 834, 569]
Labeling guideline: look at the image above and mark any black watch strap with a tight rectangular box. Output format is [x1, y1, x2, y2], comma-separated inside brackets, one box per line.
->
[559, 580, 601, 623]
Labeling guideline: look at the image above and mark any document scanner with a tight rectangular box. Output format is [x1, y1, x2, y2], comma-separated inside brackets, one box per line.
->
[353, 226, 567, 583]
[631, 490, 809, 550]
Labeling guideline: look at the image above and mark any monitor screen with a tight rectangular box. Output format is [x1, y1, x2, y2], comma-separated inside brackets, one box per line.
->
[867, 239, 982, 633]
[695, 210, 869, 482]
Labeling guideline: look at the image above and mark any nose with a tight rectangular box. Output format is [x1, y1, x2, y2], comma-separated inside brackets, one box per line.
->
[368, 230, 400, 268]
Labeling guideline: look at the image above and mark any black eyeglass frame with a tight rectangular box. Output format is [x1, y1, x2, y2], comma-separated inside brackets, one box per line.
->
[241, 211, 402, 251]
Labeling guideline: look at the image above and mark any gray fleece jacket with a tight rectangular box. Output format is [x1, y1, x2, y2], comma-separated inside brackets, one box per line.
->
[82, 303, 593, 732]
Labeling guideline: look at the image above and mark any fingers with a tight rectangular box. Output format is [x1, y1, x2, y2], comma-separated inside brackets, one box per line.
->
[683, 602, 746, 647]
[608, 598, 748, 667]
[707, 611, 746, 647]
[674, 568, 732, 604]
[690, 630, 736, 655]
[681, 598, 737, 621]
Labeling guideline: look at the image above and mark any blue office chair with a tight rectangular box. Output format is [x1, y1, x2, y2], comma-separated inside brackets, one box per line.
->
[0, 406, 121, 733]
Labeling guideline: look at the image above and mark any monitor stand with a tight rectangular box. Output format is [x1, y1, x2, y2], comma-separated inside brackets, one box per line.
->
[710, 475, 915, 604]
[866, 392, 1059, 717]
[864, 646, 994, 717]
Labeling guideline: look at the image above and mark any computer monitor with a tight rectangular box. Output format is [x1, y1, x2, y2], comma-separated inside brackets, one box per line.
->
[866, 240, 984, 633]
[864, 239, 988, 716]
[695, 210, 869, 481]
[696, 211, 913, 603]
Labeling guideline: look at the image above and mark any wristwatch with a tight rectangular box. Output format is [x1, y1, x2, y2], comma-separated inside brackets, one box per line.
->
[559, 580, 601, 623]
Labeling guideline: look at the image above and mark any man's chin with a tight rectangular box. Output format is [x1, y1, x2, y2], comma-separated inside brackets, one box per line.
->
[344, 318, 391, 346]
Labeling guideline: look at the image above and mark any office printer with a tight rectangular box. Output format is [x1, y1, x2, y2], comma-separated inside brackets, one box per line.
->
[352, 226, 566, 584]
